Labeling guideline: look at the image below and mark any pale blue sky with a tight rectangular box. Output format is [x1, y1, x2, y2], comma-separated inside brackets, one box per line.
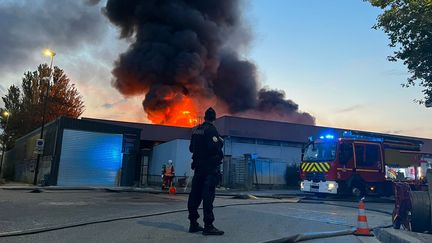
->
[245, 0, 432, 137]
[0, 0, 431, 138]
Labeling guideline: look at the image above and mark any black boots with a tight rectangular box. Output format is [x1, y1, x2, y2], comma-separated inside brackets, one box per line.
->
[189, 223, 224, 235]
[202, 225, 224, 235]
[188, 223, 204, 233]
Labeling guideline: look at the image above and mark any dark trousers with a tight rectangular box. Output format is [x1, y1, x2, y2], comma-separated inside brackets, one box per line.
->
[162, 175, 173, 188]
[188, 173, 218, 226]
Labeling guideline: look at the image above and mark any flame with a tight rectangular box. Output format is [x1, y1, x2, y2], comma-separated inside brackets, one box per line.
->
[146, 95, 200, 127]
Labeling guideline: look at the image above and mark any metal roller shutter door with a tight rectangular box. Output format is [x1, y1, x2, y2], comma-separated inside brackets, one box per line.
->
[57, 129, 123, 186]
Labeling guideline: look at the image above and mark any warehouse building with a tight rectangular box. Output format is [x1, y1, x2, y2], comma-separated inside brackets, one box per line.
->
[3, 116, 432, 188]
[83, 116, 432, 189]
[2, 117, 141, 186]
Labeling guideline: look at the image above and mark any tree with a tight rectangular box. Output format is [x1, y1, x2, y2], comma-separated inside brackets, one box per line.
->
[368, 0, 432, 107]
[1, 64, 84, 149]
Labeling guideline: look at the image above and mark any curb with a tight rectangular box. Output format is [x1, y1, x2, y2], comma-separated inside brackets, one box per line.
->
[374, 228, 431, 243]
[261, 228, 356, 243]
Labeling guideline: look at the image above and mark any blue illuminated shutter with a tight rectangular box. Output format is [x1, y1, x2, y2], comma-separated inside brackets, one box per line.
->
[57, 129, 123, 186]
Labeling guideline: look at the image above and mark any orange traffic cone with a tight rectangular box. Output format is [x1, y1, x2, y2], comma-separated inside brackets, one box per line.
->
[354, 198, 374, 236]
[169, 181, 176, 195]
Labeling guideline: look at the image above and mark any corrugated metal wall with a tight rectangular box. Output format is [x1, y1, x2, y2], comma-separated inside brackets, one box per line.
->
[3, 117, 141, 186]
[57, 129, 123, 186]
[224, 137, 302, 164]
[223, 155, 297, 189]
[254, 158, 288, 185]
[146, 137, 302, 189]
[221, 137, 302, 188]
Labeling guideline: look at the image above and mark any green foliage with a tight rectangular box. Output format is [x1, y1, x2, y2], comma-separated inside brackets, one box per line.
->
[368, 0, 432, 106]
[1, 64, 84, 149]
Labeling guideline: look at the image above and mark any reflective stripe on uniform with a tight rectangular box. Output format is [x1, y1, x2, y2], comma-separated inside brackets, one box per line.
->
[165, 166, 173, 176]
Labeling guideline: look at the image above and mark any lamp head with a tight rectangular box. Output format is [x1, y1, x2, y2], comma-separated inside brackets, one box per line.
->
[43, 49, 56, 57]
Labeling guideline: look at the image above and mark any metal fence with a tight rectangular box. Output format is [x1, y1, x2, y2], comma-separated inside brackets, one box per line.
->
[222, 156, 249, 189]
[144, 155, 297, 190]
[222, 155, 295, 189]
[253, 158, 289, 185]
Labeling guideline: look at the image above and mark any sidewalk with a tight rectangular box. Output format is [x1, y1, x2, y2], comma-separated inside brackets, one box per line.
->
[374, 228, 432, 243]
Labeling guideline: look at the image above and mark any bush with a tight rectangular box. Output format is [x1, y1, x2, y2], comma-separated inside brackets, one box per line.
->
[284, 163, 301, 187]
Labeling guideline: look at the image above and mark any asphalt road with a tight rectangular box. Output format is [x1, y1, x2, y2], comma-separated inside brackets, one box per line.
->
[0, 190, 389, 243]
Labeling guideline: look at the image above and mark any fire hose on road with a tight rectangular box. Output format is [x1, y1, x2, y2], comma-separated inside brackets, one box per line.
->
[0, 195, 392, 239]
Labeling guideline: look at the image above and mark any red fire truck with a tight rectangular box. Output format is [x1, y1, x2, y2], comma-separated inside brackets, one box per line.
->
[300, 131, 425, 196]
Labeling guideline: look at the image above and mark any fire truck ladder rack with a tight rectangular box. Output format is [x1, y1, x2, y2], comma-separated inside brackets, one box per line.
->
[343, 130, 423, 152]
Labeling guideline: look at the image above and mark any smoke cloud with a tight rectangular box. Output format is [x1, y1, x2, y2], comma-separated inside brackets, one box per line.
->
[104, 0, 315, 125]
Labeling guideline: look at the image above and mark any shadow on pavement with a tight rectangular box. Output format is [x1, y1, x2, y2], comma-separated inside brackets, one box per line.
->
[137, 220, 187, 233]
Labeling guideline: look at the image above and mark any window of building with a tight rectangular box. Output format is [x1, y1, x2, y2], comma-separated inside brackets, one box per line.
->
[231, 137, 256, 144]
[281, 142, 303, 148]
[257, 139, 280, 146]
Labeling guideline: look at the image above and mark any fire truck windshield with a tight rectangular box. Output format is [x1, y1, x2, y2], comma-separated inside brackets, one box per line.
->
[303, 141, 337, 162]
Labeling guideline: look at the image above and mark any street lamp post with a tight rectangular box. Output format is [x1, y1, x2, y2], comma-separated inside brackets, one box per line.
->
[0, 111, 11, 178]
[33, 49, 56, 185]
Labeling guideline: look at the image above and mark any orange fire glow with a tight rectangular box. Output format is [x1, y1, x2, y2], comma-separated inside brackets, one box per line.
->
[146, 95, 200, 127]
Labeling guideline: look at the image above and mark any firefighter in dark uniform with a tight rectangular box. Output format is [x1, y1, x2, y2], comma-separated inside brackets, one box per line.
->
[187, 107, 224, 235]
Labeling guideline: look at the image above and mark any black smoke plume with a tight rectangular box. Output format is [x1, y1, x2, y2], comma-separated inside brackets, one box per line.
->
[104, 0, 315, 125]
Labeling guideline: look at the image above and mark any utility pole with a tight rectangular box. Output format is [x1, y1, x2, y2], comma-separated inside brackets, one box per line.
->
[0, 111, 11, 178]
[33, 49, 55, 185]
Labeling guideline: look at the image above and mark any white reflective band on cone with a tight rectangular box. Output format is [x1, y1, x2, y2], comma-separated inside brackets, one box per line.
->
[358, 221, 369, 228]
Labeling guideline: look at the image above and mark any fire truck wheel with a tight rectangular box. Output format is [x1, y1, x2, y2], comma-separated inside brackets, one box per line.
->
[350, 181, 365, 198]
[337, 182, 349, 196]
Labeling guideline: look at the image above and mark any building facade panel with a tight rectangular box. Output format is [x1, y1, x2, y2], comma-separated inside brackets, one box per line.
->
[2, 120, 58, 183]
[57, 129, 123, 186]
